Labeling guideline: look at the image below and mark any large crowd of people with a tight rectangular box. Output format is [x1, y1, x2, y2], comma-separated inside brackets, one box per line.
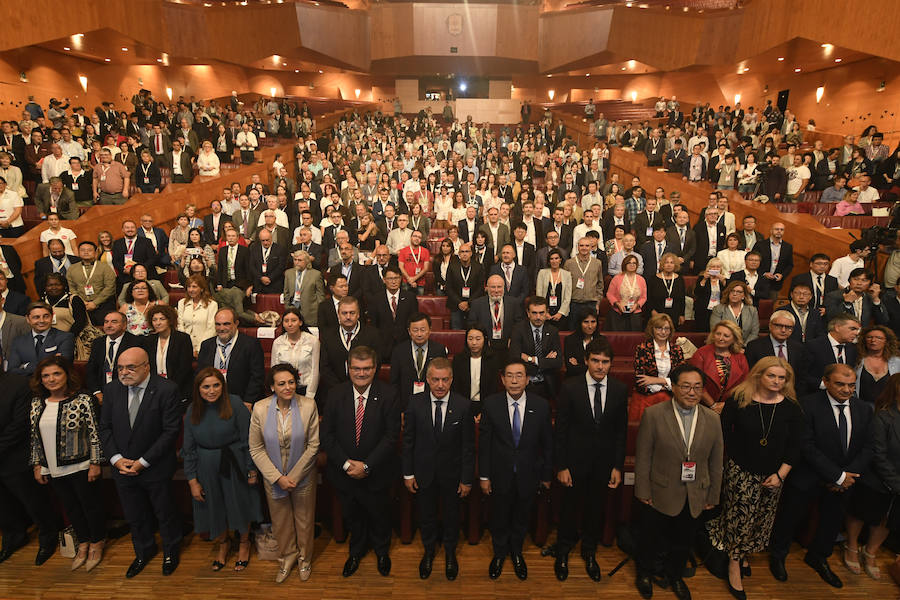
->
[0, 90, 899, 599]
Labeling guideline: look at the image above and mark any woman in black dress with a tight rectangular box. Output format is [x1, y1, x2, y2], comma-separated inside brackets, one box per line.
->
[854, 325, 900, 405]
[646, 252, 686, 327]
[706, 356, 804, 599]
[563, 309, 602, 378]
[431, 238, 456, 297]
[451, 326, 499, 418]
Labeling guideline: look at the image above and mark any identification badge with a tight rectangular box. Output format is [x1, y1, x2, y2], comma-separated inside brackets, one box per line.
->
[293, 290, 302, 304]
[549, 295, 558, 307]
[100, 175, 106, 182]
[84, 285, 94, 296]
[646, 227, 653, 237]
[492, 328, 502, 340]
[624, 303, 634, 313]
[124, 253, 133, 262]
[664, 297, 674, 308]
[71, 182, 79, 190]
[218, 368, 228, 376]
[144, 177, 150, 184]
[576, 277, 585, 289]
[413, 381, 426, 395]
[262, 263, 267, 273]
[681, 461, 697, 482]
[105, 370, 113, 383]
[461, 286, 470, 298]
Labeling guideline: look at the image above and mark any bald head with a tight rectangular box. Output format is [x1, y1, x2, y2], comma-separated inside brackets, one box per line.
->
[117, 347, 150, 386]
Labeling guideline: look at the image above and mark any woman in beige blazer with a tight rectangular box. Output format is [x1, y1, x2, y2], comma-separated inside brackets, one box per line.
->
[535, 248, 573, 330]
[249, 363, 320, 583]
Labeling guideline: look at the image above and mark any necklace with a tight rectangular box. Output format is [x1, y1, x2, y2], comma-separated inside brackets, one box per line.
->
[757, 400, 778, 446]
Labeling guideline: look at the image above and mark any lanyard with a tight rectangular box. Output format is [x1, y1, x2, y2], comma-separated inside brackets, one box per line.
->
[662, 275, 675, 297]
[261, 246, 271, 265]
[47, 293, 69, 309]
[460, 265, 471, 285]
[671, 401, 699, 459]
[141, 163, 151, 178]
[575, 255, 592, 277]
[409, 245, 422, 266]
[82, 261, 97, 284]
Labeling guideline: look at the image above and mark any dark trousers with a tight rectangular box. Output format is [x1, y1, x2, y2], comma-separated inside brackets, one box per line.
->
[338, 484, 391, 558]
[0, 469, 59, 548]
[240, 150, 255, 165]
[114, 475, 182, 559]
[489, 476, 535, 556]
[525, 379, 554, 402]
[415, 480, 461, 555]
[771, 483, 845, 561]
[50, 469, 106, 544]
[557, 470, 609, 557]
[171, 174, 190, 184]
[637, 502, 698, 580]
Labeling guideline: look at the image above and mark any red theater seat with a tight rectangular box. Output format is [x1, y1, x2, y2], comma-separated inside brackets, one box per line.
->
[431, 331, 466, 355]
[254, 293, 284, 314]
[811, 203, 835, 216]
[841, 215, 876, 230]
[239, 326, 276, 354]
[417, 295, 448, 316]
[168, 290, 185, 307]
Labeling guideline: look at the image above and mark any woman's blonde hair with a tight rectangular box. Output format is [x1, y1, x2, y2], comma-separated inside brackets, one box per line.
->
[731, 356, 798, 409]
[720, 280, 753, 306]
[705, 320, 744, 354]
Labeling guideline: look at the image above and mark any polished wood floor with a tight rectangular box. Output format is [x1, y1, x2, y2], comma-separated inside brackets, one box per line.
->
[0, 529, 896, 600]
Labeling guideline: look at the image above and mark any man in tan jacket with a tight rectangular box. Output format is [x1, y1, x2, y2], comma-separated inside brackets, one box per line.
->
[66, 240, 117, 325]
[634, 363, 723, 600]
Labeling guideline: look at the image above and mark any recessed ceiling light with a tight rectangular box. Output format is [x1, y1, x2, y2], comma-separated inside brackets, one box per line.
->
[794, 67, 801, 72]
[682, 6, 688, 11]
[294, 69, 299, 73]
[777, 57, 785, 61]
[620, 67, 626, 71]
[834, 58, 842, 62]
[63, 46, 70, 51]
[157, 58, 163, 62]
[75, 33, 84, 38]
[585, 73, 590, 77]
[282, 62, 287, 66]
[318, 69, 323, 73]
[547, 74, 552, 77]
[104, 58, 111, 62]
[121, 47, 128, 52]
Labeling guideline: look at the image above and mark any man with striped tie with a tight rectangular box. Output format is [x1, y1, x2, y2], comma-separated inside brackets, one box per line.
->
[804, 314, 861, 393]
[321, 345, 400, 578]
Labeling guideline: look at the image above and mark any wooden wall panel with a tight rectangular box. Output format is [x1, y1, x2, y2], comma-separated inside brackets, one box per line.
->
[412, 4, 498, 58]
[369, 4, 415, 61]
[494, 5, 539, 62]
[538, 8, 612, 73]
[296, 5, 369, 71]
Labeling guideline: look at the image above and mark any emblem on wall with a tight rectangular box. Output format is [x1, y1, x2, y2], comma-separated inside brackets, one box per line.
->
[447, 13, 463, 36]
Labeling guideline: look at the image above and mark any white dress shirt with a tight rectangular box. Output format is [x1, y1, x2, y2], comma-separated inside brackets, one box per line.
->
[827, 392, 853, 485]
[343, 384, 371, 471]
[586, 372, 607, 417]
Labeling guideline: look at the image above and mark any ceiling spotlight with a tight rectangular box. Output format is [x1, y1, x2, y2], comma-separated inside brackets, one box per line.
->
[625, 1, 632, 6]
[104, 58, 111, 62]
[585, 73, 590, 77]
[318, 69, 323, 73]
[834, 58, 842, 62]
[121, 47, 128, 52]
[621, 67, 626, 71]
[282, 62, 287, 66]
[794, 67, 801, 72]
[74, 33, 84, 38]
[682, 6, 688, 11]
[777, 57, 785, 61]
[821, 43, 833, 49]
[63, 46, 70, 51]
[157, 58, 163, 62]
[459, 82, 467, 92]
[294, 69, 299, 73]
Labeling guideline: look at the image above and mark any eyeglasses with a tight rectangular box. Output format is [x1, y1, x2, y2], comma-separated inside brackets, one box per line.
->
[676, 384, 704, 393]
[769, 323, 794, 329]
[117, 361, 148, 372]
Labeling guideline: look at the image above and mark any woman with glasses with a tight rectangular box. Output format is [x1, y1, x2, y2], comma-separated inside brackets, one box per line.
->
[632, 314, 686, 422]
[706, 357, 803, 599]
[710, 281, 759, 344]
[855, 325, 900, 405]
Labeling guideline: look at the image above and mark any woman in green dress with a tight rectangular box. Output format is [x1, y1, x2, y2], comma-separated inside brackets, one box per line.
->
[183, 367, 262, 572]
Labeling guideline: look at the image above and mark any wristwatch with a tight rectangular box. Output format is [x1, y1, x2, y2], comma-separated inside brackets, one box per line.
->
[363, 463, 370, 475]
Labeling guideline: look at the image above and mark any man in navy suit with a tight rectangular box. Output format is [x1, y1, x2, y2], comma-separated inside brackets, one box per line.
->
[7, 302, 74, 375]
[137, 214, 171, 268]
[99, 347, 182, 578]
[553, 338, 627, 581]
[402, 358, 474, 580]
[770, 364, 873, 588]
[479, 359, 553, 581]
[85, 310, 144, 400]
[320, 345, 400, 578]
[638, 224, 674, 277]
[756, 222, 794, 299]
[508, 296, 562, 400]
[457, 205, 481, 244]
[823, 268, 888, 327]
[112, 220, 157, 286]
[390, 313, 448, 410]
[790, 253, 839, 312]
[32, 239, 79, 297]
[0, 271, 28, 316]
[489, 244, 530, 301]
[197, 307, 265, 404]
[691, 207, 727, 274]
[745, 310, 809, 392]
[469, 274, 525, 359]
[782, 284, 826, 343]
[201, 199, 231, 246]
[804, 315, 861, 394]
[367, 266, 418, 357]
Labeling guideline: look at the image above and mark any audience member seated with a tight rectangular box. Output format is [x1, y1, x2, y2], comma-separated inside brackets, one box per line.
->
[834, 190, 865, 216]
[34, 239, 79, 298]
[689, 320, 750, 413]
[0, 175, 25, 238]
[0, 271, 28, 316]
[40, 272, 87, 337]
[8, 302, 75, 376]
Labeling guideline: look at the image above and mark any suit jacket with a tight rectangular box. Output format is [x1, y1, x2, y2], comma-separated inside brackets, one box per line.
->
[1, 290, 29, 316]
[327, 261, 364, 300]
[85, 332, 144, 395]
[99, 374, 182, 482]
[389, 339, 449, 410]
[368, 290, 418, 356]
[137, 227, 170, 264]
[691, 221, 728, 273]
[202, 212, 232, 246]
[322, 224, 356, 250]
[7, 328, 75, 375]
[728, 271, 771, 306]
[231, 209, 261, 241]
[282, 267, 326, 326]
[790, 272, 839, 311]
[780, 303, 826, 344]
[805, 335, 858, 393]
[508, 322, 562, 379]
[756, 240, 794, 291]
[165, 150, 194, 181]
[554, 374, 628, 481]
[361, 260, 399, 301]
[638, 239, 675, 276]
[664, 225, 696, 265]
[823, 288, 888, 327]
[0, 371, 31, 475]
[216, 243, 252, 289]
[0, 310, 29, 360]
[445, 261, 485, 314]
[789, 391, 874, 491]
[457, 218, 482, 244]
[402, 391, 475, 489]
[0, 245, 24, 294]
[489, 262, 530, 300]
[542, 219, 575, 255]
[318, 324, 382, 391]
[145, 331, 194, 400]
[632, 211, 669, 246]
[689, 344, 750, 404]
[112, 237, 157, 283]
[469, 295, 524, 342]
[745, 337, 809, 392]
[479, 391, 553, 494]
[634, 400, 723, 518]
[197, 333, 266, 402]
[736, 231, 766, 251]
[451, 351, 500, 410]
[33, 254, 80, 297]
[34, 186, 79, 220]
[477, 222, 510, 257]
[320, 380, 400, 491]
[248, 242, 288, 294]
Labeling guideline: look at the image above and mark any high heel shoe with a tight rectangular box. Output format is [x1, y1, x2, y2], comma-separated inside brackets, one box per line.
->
[861, 549, 882, 580]
[740, 561, 751, 577]
[212, 540, 229, 572]
[234, 538, 251, 572]
[842, 544, 861, 575]
[84, 541, 105, 572]
[727, 579, 747, 600]
[71, 546, 88, 571]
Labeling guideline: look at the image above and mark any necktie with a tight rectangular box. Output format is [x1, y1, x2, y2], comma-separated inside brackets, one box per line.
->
[493, 301, 501, 332]
[679, 228, 685, 247]
[594, 382, 603, 422]
[777, 343, 785, 359]
[837, 404, 848, 454]
[345, 330, 353, 346]
[128, 386, 141, 427]
[533, 328, 542, 360]
[416, 346, 425, 376]
[503, 264, 512, 290]
[816, 274, 824, 306]
[241, 211, 248, 236]
[837, 344, 845, 364]
[355, 395, 365, 445]
[657, 242, 664, 259]
[34, 334, 45, 359]
[390, 294, 397, 318]
[433, 400, 443, 438]
[511, 401, 521, 448]
[107, 339, 117, 370]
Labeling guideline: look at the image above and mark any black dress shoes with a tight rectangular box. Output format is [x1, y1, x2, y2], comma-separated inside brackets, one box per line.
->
[376, 553, 391, 576]
[488, 555, 504, 579]
[162, 554, 179, 576]
[445, 553, 459, 581]
[419, 553, 434, 579]
[769, 556, 787, 581]
[510, 553, 527, 580]
[126, 556, 153, 579]
[727, 579, 746, 600]
[636, 574, 653, 599]
[803, 554, 842, 588]
[584, 554, 602, 581]
[0, 535, 27, 565]
[554, 555, 569, 581]
[671, 578, 692, 600]
[35, 546, 55, 566]
[342, 555, 360, 577]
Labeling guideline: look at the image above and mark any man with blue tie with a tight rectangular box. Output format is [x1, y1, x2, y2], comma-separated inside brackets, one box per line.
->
[196, 307, 265, 404]
[6, 302, 74, 375]
[479, 360, 553, 581]
[489, 244, 529, 301]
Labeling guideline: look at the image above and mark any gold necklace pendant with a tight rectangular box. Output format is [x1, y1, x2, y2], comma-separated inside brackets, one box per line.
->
[759, 438, 768, 447]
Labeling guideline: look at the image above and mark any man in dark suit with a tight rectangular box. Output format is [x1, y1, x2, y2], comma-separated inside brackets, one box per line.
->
[509, 224, 537, 286]
[368, 266, 417, 356]
[470, 274, 524, 358]
[508, 296, 562, 400]
[112, 220, 157, 286]
[664, 209, 696, 272]
[85, 310, 144, 400]
[164, 139, 193, 184]
[544, 206, 574, 257]
[390, 313, 448, 410]
[196, 307, 265, 404]
[735, 215, 766, 251]
[489, 244, 530, 301]
[445, 243, 485, 330]
[0, 272, 28, 316]
[600, 202, 631, 247]
[638, 224, 674, 277]
[33, 239, 79, 297]
[231, 196, 261, 241]
[320, 345, 400, 577]
[745, 310, 809, 390]
[319, 296, 381, 395]
[7, 302, 75, 375]
[804, 314, 861, 393]
[248, 229, 288, 294]
[479, 359, 553, 581]
[402, 358, 475, 580]
[790, 253, 839, 313]
[202, 199, 231, 246]
[328, 242, 364, 300]
[553, 338, 627, 581]
[770, 363, 873, 588]
[782, 284, 826, 343]
[457, 206, 481, 244]
[632, 197, 669, 246]
[361, 246, 399, 302]
[216, 229, 252, 292]
[0, 243, 25, 294]
[137, 214, 171, 268]
[0, 359, 59, 565]
[756, 223, 794, 299]
[691, 207, 727, 274]
[99, 347, 182, 577]
[823, 267, 888, 327]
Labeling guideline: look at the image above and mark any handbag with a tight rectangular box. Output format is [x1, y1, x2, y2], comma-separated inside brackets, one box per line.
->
[58, 526, 78, 558]
[253, 523, 280, 561]
[75, 323, 103, 361]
